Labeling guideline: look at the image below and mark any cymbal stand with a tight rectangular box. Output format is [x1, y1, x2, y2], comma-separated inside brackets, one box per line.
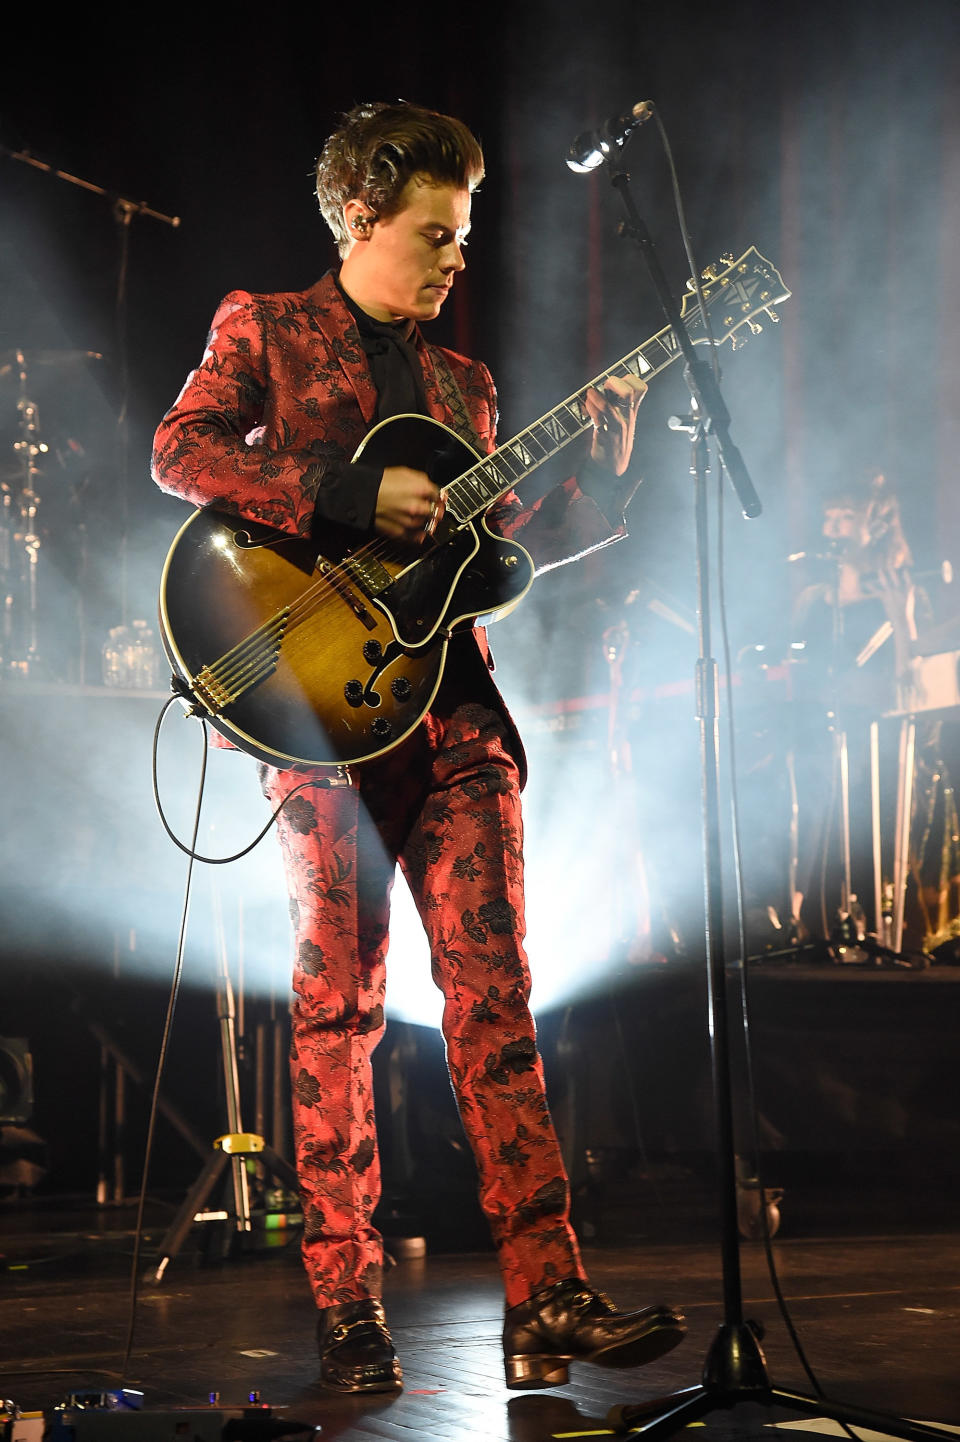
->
[601, 614, 654, 960]
[821, 563, 915, 963]
[586, 148, 957, 1442]
[822, 562, 868, 955]
[5, 350, 44, 675]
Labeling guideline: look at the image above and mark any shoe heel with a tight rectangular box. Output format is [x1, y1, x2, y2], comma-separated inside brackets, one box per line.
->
[504, 1354, 570, 1389]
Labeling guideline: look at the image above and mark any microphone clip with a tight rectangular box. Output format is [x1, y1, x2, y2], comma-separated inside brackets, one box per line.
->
[566, 101, 654, 174]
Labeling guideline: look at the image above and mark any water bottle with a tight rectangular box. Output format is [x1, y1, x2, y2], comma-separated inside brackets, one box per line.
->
[129, 619, 161, 689]
[102, 625, 134, 686]
[101, 621, 161, 688]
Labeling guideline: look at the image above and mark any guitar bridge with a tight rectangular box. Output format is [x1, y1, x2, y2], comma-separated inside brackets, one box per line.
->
[317, 559, 377, 630]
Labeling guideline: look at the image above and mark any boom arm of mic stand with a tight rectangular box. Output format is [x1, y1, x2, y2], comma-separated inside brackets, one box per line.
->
[609, 169, 763, 520]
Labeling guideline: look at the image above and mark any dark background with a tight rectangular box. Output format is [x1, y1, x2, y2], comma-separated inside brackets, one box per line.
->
[3, 0, 960, 1210]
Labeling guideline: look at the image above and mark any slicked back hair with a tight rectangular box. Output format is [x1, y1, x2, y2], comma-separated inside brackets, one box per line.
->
[316, 101, 484, 256]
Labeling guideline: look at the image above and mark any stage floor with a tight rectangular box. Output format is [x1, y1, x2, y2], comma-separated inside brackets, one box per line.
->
[3, 1197, 960, 1441]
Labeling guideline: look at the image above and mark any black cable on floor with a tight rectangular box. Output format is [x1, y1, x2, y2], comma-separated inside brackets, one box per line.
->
[120, 709, 210, 1381]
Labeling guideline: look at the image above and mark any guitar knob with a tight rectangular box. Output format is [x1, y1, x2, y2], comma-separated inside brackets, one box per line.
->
[371, 717, 393, 739]
[363, 639, 383, 663]
[391, 677, 412, 701]
[344, 679, 364, 707]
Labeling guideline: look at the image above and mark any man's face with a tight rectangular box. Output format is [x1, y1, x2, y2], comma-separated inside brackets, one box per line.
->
[822, 504, 860, 548]
[343, 176, 472, 323]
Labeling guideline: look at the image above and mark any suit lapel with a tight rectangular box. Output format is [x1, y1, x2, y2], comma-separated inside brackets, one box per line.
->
[419, 347, 450, 426]
[304, 274, 379, 426]
[419, 342, 483, 450]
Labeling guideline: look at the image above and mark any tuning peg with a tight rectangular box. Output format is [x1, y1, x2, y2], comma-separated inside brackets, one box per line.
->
[748, 320, 763, 336]
[730, 332, 750, 350]
[765, 308, 781, 323]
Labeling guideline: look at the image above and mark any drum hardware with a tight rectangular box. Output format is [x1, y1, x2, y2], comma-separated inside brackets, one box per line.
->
[785, 476, 949, 966]
[2, 349, 45, 675]
[783, 551, 906, 963]
[0, 349, 104, 678]
[2, 140, 179, 660]
[0, 347, 105, 378]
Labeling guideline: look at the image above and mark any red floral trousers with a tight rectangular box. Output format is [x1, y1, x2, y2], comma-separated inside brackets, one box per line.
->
[258, 667, 585, 1309]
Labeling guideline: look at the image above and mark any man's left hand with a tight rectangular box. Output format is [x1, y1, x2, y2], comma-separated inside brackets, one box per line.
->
[585, 375, 647, 476]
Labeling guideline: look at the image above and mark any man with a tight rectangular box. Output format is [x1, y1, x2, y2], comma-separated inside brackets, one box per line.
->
[153, 100, 684, 1394]
[789, 473, 924, 939]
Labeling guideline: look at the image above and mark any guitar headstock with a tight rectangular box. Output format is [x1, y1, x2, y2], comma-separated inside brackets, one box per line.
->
[680, 246, 791, 350]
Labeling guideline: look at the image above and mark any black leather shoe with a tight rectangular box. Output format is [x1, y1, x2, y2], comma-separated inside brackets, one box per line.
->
[317, 1298, 403, 1393]
[503, 1278, 685, 1389]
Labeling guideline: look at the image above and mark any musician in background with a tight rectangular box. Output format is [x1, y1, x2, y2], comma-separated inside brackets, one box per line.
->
[152, 102, 683, 1394]
[790, 473, 926, 936]
[793, 474, 922, 695]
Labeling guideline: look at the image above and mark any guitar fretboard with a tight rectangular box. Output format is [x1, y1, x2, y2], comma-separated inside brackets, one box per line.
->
[440, 242, 790, 525]
[442, 321, 687, 526]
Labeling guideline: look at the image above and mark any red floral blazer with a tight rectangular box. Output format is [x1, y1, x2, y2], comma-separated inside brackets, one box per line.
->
[151, 272, 625, 762]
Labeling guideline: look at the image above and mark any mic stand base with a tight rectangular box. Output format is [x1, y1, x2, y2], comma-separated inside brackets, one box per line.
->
[607, 1320, 956, 1440]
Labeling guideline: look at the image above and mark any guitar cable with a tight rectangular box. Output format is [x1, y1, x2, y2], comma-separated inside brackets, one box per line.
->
[120, 702, 208, 1382]
[118, 696, 327, 1379]
[151, 692, 321, 865]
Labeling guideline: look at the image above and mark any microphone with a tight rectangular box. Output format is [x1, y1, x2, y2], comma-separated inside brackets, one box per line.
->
[566, 101, 654, 173]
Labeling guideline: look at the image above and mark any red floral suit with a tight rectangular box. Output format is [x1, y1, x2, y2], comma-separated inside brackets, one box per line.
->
[153, 272, 625, 1308]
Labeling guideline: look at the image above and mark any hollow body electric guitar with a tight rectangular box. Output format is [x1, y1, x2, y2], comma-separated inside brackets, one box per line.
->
[159, 247, 790, 770]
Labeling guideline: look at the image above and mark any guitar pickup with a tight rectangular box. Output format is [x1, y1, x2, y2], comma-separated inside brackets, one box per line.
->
[317, 559, 377, 630]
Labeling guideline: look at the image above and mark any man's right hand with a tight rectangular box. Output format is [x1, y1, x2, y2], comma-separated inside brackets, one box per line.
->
[375, 466, 440, 543]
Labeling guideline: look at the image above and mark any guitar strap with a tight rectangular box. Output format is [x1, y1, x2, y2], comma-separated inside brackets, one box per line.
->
[428, 347, 483, 451]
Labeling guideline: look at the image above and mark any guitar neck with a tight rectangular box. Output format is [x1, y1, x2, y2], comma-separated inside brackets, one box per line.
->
[440, 244, 791, 526]
[442, 322, 687, 527]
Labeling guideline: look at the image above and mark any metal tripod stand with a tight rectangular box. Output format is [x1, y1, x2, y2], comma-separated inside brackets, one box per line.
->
[149, 883, 298, 1283]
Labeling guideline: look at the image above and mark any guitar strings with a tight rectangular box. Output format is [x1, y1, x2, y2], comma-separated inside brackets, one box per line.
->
[196, 394, 598, 704]
[198, 531, 417, 704]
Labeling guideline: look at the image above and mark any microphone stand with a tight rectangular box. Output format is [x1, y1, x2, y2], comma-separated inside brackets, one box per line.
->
[594, 163, 956, 1441]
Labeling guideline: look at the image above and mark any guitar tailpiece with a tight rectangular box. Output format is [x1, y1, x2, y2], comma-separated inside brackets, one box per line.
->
[170, 674, 212, 718]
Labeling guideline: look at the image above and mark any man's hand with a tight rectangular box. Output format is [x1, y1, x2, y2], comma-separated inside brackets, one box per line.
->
[585, 375, 647, 476]
[375, 466, 440, 543]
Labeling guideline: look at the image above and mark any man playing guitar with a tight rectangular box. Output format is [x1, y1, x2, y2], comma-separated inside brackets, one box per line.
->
[153, 99, 683, 1395]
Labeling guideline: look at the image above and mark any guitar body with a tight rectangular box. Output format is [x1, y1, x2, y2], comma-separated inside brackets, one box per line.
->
[159, 414, 534, 769]
[158, 247, 791, 770]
